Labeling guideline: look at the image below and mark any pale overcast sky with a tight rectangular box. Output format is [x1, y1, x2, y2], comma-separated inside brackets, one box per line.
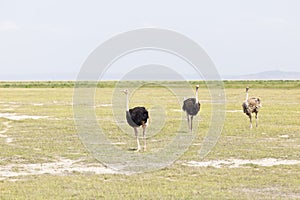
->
[0, 0, 299, 80]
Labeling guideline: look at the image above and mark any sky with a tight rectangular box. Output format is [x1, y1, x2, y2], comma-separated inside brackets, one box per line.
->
[0, 0, 299, 80]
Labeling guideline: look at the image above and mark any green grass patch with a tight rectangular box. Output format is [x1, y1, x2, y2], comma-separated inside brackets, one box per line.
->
[1, 80, 299, 88]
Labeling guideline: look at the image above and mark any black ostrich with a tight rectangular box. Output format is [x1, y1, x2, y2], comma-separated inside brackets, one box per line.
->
[123, 89, 149, 152]
[182, 85, 201, 132]
[242, 87, 262, 128]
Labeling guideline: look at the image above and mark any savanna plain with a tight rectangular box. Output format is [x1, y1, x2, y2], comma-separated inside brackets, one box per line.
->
[0, 81, 299, 199]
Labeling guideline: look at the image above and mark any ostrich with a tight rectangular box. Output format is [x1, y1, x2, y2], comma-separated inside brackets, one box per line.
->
[242, 87, 262, 128]
[182, 85, 201, 132]
[123, 89, 149, 152]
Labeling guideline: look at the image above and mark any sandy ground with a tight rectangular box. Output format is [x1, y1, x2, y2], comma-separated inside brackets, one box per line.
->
[183, 158, 300, 168]
[0, 121, 13, 144]
[0, 113, 48, 121]
[0, 158, 116, 181]
[1, 157, 299, 181]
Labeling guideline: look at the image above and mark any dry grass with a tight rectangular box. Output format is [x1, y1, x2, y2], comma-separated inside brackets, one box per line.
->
[0, 81, 299, 199]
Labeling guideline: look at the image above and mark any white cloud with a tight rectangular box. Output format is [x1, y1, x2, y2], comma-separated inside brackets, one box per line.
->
[0, 20, 19, 31]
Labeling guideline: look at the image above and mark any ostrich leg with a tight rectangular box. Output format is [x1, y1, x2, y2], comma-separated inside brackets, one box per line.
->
[249, 114, 253, 129]
[190, 116, 193, 132]
[186, 113, 190, 130]
[142, 123, 147, 151]
[255, 112, 258, 127]
[134, 127, 141, 152]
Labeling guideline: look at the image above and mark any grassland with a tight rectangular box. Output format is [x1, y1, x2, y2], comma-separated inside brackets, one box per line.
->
[0, 81, 299, 199]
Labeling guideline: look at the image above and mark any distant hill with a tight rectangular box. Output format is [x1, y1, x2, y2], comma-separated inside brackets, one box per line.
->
[223, 70, 300, 80]
[1, 70, 299, 81]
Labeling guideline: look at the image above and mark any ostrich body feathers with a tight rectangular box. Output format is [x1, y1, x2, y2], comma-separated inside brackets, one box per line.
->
[126, 107, 149, 127]
[182, 98, 200, 116]
[242, 98, 261, 115]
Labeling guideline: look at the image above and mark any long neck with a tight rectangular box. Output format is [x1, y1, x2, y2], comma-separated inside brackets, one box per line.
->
[195, 88, 199, 103]
[126, 92, 129, 111]
[246, 90, 248, 101]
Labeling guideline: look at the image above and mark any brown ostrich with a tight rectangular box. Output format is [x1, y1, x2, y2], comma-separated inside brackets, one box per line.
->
[242, 87, 262, 128]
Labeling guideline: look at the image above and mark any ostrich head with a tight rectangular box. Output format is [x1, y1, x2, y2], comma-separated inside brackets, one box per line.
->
[195, 85, 199, 103]
[245, 87, 249, 101]
[123, 89, 129, 95]
[123, 89, 129, 111]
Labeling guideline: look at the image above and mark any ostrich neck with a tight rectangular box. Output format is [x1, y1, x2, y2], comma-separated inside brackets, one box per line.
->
[246, 91, 248, 101]
[195, 88, 199, 103]
[126, 93, 129, 111]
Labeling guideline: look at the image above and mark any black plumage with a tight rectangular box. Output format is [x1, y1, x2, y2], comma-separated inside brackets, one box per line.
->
[182, 98, 200, 116]
[126, 107, 149, 127]
[182, 85, 201, 132]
